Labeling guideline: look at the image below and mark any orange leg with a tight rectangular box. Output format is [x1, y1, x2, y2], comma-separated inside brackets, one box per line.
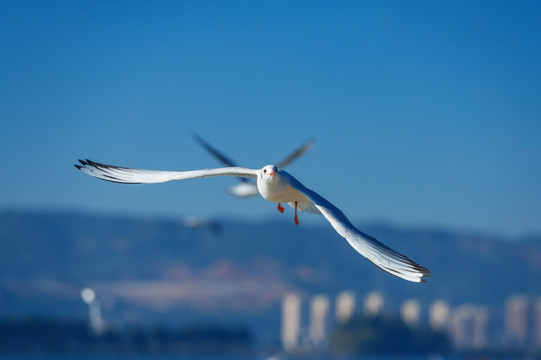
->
[277, 203, 285, 213]
[294, 201, 299, 225]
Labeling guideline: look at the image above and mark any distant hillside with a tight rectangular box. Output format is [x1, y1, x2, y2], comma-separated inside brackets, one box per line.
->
[1, 209, 540, 341]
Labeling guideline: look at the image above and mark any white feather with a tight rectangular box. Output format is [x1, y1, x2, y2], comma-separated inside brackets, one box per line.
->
[75, 159, 430, 282]
[75, 160, 257, 184]
[280, 170, 430, 283]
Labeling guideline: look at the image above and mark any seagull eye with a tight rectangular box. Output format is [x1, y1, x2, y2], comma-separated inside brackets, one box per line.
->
[263, 169, 267, 174]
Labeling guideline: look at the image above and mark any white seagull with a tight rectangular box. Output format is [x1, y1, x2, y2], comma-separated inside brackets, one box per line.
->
[193, 134, 314, 198]
[75, 159, 430, 283]
[183, 215, 224, 238]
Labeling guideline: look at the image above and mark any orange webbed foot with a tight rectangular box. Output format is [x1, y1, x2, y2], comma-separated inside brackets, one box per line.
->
[277, 203, 285, 213]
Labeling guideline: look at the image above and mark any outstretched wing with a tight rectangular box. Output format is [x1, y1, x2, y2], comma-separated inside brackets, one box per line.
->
[276, 138, 314, 169]
[75, 159, 258, 184]
[193, 134, 240, 168]
[283, 172, 430, 283]
[194, 134, 314, 182]
[192, 133, 253, 184]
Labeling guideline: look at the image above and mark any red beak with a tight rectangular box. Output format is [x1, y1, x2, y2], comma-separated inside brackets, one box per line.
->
[269, 171, 274, 176]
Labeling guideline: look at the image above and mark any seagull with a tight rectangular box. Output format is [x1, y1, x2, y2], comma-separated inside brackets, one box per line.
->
[193, 134, 314, 198]
[75, 159, 430, 283]
[183, 215, 223, 238]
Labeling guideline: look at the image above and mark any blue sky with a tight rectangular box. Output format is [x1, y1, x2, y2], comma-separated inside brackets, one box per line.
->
[1, 1, 540, 236]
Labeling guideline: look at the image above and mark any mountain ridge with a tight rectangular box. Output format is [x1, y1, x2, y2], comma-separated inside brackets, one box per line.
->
[1, 209, 540, 340]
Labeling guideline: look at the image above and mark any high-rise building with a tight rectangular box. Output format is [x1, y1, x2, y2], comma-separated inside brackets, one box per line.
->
[471, 307, 489, 349]
[80, 287, 106, 335]
[281, 293, 301, 352]
[335, 291, 355, 324]
[505, 295, 530, 346]
[450, 304, 489, 349]
[400, 299, 421, 327]
[429, 300, 450, 332]
[364, 291, 384, 317]
[535, 297, 541, 348]
[309, 294, 330, 347]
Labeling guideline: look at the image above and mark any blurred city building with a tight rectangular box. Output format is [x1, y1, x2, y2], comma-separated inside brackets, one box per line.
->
[535, 297, 541, 348]
[449, 304, 489, 349]
[335, 290, 355, 324]
[506, 295, 530, 346]
[279, 291, 541, 353]
[400, 299, 421, 327]
[80, 287, 106, 335]
[281, 293, 301, 352]
[429, 299, 450, 332]
[363, 291, 384, 318]
[309, 294, 330, 348]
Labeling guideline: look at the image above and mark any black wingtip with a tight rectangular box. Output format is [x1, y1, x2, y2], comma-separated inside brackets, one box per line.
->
[85, 159, 107, 168]
[75, 159, 88, 170]
[85, 159, 100, 168]
[420, 269, 431, 283]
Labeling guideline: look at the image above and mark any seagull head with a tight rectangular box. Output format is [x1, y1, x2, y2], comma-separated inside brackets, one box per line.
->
[261, 165, 278, 182]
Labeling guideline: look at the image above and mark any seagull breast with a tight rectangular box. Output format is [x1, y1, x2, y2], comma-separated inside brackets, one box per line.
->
[258, 169, 312, 206]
